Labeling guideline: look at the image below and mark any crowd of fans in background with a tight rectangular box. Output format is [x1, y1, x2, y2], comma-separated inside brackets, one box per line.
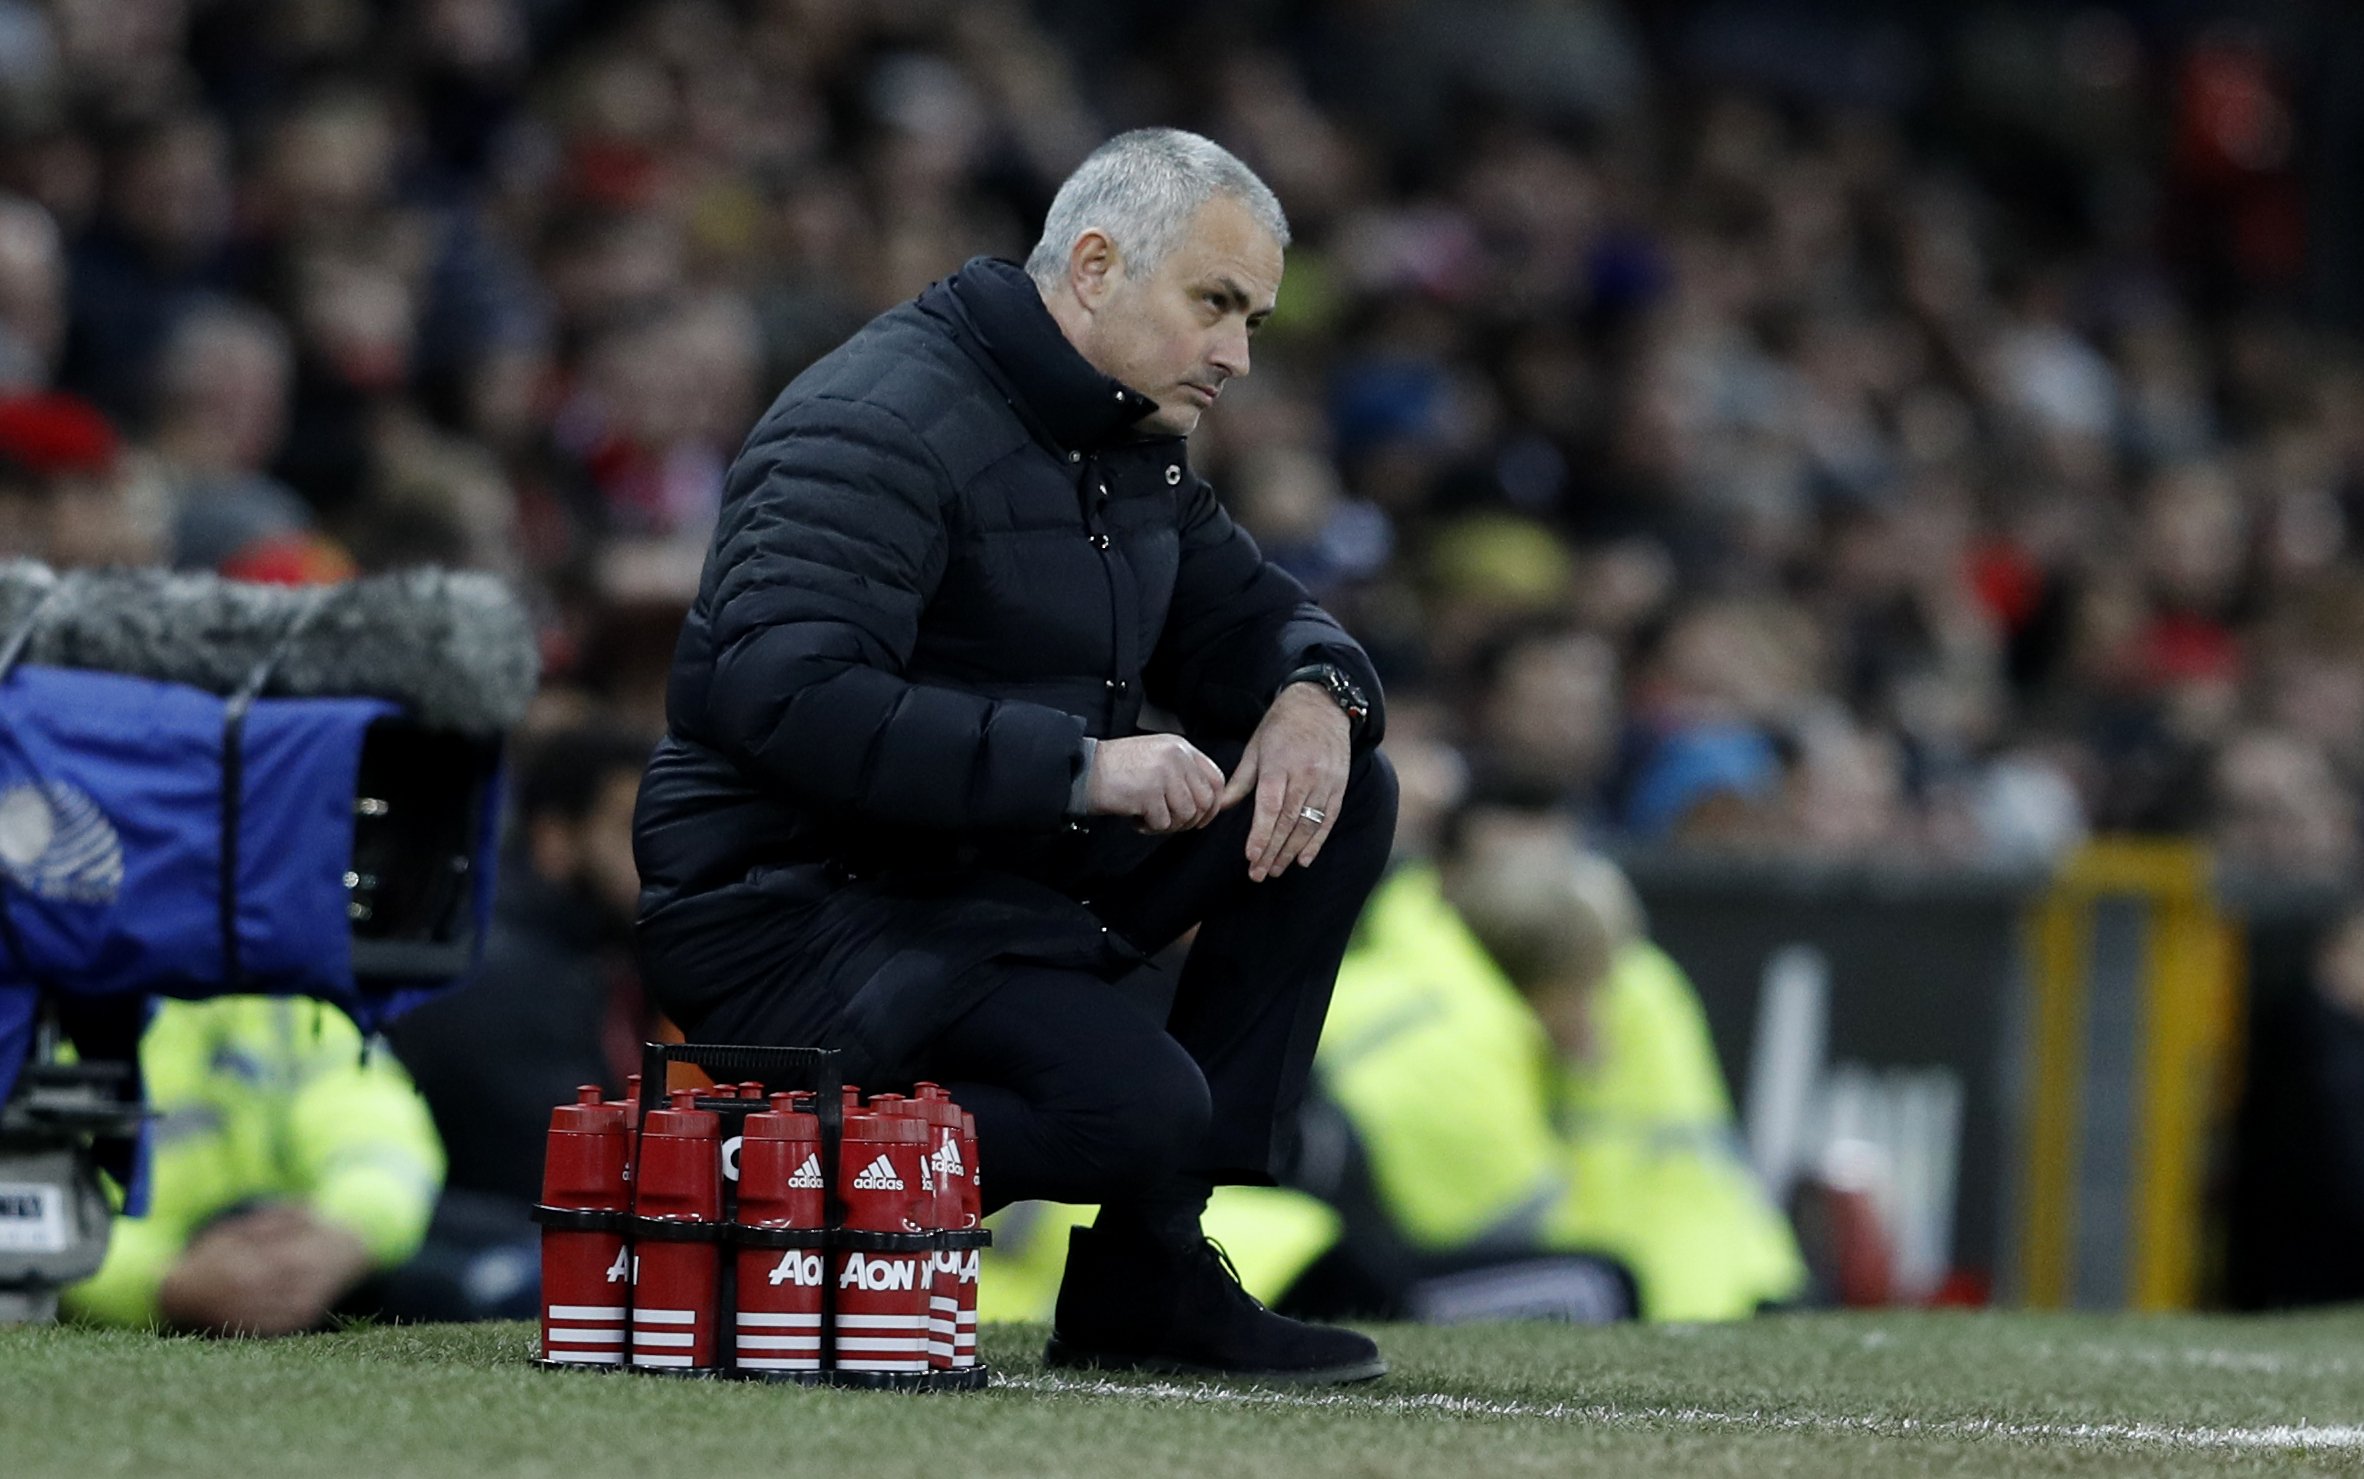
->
[0, 0, 2355, 881]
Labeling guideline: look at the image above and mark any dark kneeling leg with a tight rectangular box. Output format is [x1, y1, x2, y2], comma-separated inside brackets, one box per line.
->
[1033, 745, 1398, 1383]
[1090, 742, 1401, 1184]
[906, 965, 1212, 1215]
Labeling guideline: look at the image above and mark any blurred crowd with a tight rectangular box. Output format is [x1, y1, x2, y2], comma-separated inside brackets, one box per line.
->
[0, 0, 2357, 878]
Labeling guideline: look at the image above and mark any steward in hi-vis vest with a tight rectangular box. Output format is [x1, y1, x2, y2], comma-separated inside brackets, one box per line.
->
[63, 996, 442, 1332]
[1301, 861, 1803, 1322]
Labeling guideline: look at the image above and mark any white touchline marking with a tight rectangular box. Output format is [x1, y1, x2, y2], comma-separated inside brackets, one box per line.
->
[2062, 1343, 2354, 1379]
[998, 1375, 2364, 1450]
[1905, 1335, 2356, 1380]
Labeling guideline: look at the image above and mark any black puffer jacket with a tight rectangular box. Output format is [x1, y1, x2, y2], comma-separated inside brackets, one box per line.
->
[633, 257, 1382, 1073]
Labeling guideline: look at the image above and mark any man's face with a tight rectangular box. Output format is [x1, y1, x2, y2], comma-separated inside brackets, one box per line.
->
[1061, 194, 1281, 437]
[530, 769, 646, 928]
[1489, 633, 1619, 788]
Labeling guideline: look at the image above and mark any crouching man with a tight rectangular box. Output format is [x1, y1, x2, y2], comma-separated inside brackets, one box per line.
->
[634, 130, 1395, 1382]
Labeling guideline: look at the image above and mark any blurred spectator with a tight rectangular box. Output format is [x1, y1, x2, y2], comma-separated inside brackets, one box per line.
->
[146, 299, 322, 573]
[60, 111, 238, 421]
[61, 997, 444, 1334]
[1454, 819, 1806, 1321]
[551, 293, 758, 545]
[0, 193, 65, 388]
[2210, 728, 2359, 878]
[1263, 791, 1801, 1324]
[1468, 623, 1621, 823]
[0, 389, 160, 567]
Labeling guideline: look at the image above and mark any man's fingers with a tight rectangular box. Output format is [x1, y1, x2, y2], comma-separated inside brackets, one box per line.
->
[1169, 770, 1209, 830]
[1220, 748, 1259, 809]
[1183, 753, 1224, 826]
[1251, 774, 1303, 880]
[1271, 809, 1320, 876]
[1244, 768, 1285, 870]
[1292, 789, 1343, 869]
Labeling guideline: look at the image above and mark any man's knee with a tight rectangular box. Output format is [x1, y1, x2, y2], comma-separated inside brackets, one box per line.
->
[1061, 1038, 1212, 1195]
[1345, 747, 1398, 830]
[1320, 746, 1398, 871]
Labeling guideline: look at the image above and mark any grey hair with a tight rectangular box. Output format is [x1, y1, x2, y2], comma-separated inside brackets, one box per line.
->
[1024, 128, 1288, 288]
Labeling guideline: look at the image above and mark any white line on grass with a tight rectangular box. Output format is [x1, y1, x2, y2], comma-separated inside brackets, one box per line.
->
[1856, 1333, 2339, 1379]
[2066, 1342, 2352, 1379]
[999, 1373, 2364, 1452]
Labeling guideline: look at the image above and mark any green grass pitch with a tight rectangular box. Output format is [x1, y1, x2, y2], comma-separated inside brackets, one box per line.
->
[8, 1312, 2364, 1477]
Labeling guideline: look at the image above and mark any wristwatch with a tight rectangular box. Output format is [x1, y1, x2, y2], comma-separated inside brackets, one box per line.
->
[1282, 661, 1371, 734]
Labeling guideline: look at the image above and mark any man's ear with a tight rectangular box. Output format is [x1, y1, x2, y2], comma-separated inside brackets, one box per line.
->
[1067, 228, 1121, 311]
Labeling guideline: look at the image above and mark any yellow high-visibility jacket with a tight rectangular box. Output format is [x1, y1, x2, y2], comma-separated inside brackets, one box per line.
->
[1546, 942, 1807, 1320]
[1316, 865, 1574, 1251]
[1319, 866, 1804, 1320]
[61, 996, 445, 1327]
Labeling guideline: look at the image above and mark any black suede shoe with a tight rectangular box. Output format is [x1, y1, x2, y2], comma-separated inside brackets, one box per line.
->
[1043, 1225, 1388, 1384]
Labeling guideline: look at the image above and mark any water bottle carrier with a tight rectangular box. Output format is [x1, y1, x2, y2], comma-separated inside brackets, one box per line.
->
[532, 1041, 991, 1392]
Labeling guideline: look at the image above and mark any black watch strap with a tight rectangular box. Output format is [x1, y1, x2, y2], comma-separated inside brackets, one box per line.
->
[1282, 661, 1371, 732]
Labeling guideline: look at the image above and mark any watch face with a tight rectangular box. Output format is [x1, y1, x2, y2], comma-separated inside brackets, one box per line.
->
[1325, 669, 1368, 721]
[1289, 663, 1367, 726]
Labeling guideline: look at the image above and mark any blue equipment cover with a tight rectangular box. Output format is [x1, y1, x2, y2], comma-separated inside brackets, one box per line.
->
[0, 986, 30, 1114]
[0, 662, 496, 1105]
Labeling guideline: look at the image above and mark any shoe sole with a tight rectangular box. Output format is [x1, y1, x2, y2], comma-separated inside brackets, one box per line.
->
[1042, 1335, 1389, 1386]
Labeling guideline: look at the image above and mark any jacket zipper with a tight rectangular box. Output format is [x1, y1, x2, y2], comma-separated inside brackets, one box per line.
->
[1077, 450, 1124, 732]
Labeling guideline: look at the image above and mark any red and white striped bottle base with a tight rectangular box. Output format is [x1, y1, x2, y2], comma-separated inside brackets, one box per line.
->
[832, 1312, 932, 1374]
[627, 1306, 707, 1368]
[543, 1303, 627, 1365]
[927, 1292, 959, 1367]
[734, 1310, 823, 1372]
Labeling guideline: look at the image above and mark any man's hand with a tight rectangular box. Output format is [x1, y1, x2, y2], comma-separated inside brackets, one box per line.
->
[1221, 682, 1350, 881]
[1086, 733, 1226, 833]
[157, 1204, 375, 1336]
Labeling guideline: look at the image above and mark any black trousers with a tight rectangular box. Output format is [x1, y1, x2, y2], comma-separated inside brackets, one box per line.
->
[884, 742, 1397, 1216]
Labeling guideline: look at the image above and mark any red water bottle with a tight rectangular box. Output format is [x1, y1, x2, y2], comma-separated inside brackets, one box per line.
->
[537, 1085, 631, 1366]
[953, 1108, 983, 1371]
[907, 1084, 966, 1371]
[868, 1094, 943, 1233]
[833, 1109, 934, 1381]
[731, 1092, 827, 1377]
[907, 1084, 966, 1229]
[629, 1087, 723, 1372]
[606, 1074, 642, 1186]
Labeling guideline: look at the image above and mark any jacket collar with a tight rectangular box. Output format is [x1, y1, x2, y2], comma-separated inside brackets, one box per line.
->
[923, 257, 1162, 451]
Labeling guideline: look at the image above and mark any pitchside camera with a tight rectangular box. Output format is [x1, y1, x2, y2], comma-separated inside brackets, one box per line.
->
[0, 560, 536, 1319]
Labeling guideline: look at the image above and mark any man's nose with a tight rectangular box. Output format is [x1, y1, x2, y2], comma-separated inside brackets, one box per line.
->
[1209, 323, 1251, 380]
